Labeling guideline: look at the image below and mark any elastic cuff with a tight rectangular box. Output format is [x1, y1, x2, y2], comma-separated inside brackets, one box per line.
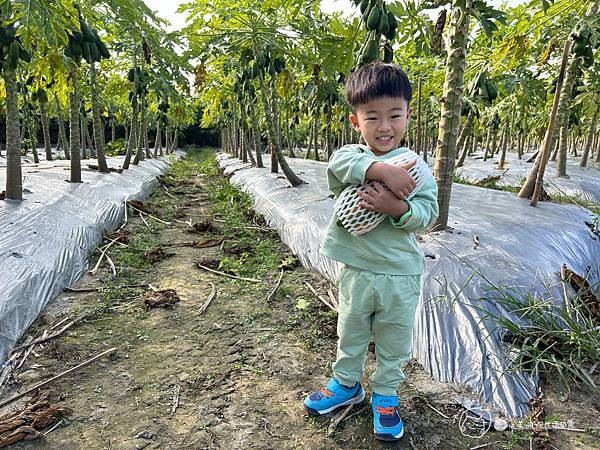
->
[371, 385, 399, 396]
[389, 200, 412, 228]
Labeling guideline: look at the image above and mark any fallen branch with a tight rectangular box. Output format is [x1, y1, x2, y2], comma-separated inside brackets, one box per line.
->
[14, 314, 87, 351]
[425, 401, 451, 419]
[88, 235, 125, 276]
[198, 263, 263, 283]
[304, 281, 337, 312]
[327, 403, 354, 436]
[63, 283, 151, 293]
[128, 204, 170, 225]
[199, 283, 217, 315]
[0, 347, 117, 409]
[139, 211, 150, 229]
[162, 185, 177, 200]
[266, 270, 284, 302]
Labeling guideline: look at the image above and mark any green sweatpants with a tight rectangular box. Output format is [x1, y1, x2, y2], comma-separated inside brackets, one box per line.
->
[332, 266, 421, 396]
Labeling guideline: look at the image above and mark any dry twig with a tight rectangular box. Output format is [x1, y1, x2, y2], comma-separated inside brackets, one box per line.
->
[0, 347, 117, 409]
[327, 403, 354, 436]
[198, 263, 262, 283]
[199, 283, 217, 315]
[304, 281, 337, 312]
[266, 270, 284, 302]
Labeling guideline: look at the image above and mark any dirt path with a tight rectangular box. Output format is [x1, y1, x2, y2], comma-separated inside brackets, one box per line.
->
[2, 149, 598, 449]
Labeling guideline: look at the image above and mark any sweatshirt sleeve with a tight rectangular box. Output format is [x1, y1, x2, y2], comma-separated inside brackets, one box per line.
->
[327, 145, 377, 197]
[389, 175, 439, 233]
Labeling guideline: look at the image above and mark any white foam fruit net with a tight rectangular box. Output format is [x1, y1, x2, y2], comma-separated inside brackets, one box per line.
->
[334, 149, 433, 236]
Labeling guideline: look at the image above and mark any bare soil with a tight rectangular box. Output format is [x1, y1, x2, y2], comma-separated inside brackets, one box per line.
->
[1, 149, 598, 450]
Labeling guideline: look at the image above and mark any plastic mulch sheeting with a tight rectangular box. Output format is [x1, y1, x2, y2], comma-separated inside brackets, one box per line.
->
[217, 152, 600, 418]
[0, 155, 173, 365]
[455, 151, 600, 204]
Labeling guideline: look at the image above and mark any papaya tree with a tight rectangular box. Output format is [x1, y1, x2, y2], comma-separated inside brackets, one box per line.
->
[431, 0, 505, 230]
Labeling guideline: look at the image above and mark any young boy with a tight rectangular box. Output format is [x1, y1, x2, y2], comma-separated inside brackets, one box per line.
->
[303, 61, 439, 441]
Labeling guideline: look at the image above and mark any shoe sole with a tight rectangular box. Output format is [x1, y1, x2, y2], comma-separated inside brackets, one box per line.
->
[374, 429, 404, 441]
[304, 389, 366, 416]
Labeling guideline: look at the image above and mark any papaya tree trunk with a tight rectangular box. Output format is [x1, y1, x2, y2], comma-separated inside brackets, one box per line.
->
[3, 65, 22, 199]
[133, 91, 146, 165]
[455, 110, 474, 165]
[154, 122, 161, 157]
[69, 72, 82, 183]
[55, 97, 70, 160]
[555, 56, 579, 177]
[142, 94, 150, 159]
[252, 42, 304, 186]
[496, 125, 509, 170]
[580, 106, 598, 167]
[90, 63, 109, 172]
[27, 112, 39, 164]
[40, 100, 52, 161]
[432, 0, 471, 230]
[518, 39, 572, 202]
[313, 109, 320, 161]
[248, 99, 263, 168]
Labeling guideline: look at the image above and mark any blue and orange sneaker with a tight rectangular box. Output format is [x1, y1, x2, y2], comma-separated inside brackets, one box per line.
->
[372, 393, 404, 441]
[303, 378, 365, 415]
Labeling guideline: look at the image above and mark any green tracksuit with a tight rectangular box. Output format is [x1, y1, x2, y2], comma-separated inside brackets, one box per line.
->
[321, 144, 439, 396]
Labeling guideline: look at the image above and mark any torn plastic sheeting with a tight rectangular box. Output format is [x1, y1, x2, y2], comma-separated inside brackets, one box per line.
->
[217, 153, 600, 418]
[0, 156, 173, 365]
[456, 152, 600, 204]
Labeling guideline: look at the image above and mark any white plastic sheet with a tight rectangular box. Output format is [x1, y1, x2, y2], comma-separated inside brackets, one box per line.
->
[0, 154, 174, 365]
[456, 152, 600, 204]
[217, 152, 600, 418]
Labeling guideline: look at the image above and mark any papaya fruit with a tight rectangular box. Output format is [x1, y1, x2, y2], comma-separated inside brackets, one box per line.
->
[387, 11, 398, 30]
[81, 41, 91, 62]
[1, 24, 16, 46]
[71, 41, 82, 58]
[486, 82, 498, 101]
[361, 39, 379, 64]
[128, 68, 135, 82]
[274, 56, 286, 73]
[92, 29, 101, 45]
[64, 45, 75, 59]
[72, 30, 84, 43]
[573, 40, 586, 56]
[363, 0, 374, 20]
[366, 6, 380, 31]
[478, 83, 489, 99]
[578, 23, 592, 41]
[378, 13, 389, 34]
[89, 42, 100, 62]
[80, 20, 95, 42]
[383, 42, 393, 63]
[8, 40, 19, 69]
[360, 0, 370, 15]
[97, 40, 110, 59]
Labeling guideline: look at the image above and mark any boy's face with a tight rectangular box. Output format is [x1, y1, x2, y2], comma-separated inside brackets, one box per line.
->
[349, 96, 411, 156]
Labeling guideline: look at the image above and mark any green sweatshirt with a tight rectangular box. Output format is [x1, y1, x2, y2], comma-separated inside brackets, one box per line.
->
[321, 144, 439, 275]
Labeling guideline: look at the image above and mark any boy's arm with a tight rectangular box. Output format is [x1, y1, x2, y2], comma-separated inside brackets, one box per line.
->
[388, 176, 439, 233]
[327, 145, 377, 197]
[327, 146, 416, 198]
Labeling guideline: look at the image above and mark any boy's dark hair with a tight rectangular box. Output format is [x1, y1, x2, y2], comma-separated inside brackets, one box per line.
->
[344, 61, 412, 110]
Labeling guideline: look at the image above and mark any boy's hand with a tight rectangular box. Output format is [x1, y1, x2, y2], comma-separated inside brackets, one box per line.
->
[357, 181, 408, 218]
[382, 161, 417, 199]
[365, 160, 417, 199]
